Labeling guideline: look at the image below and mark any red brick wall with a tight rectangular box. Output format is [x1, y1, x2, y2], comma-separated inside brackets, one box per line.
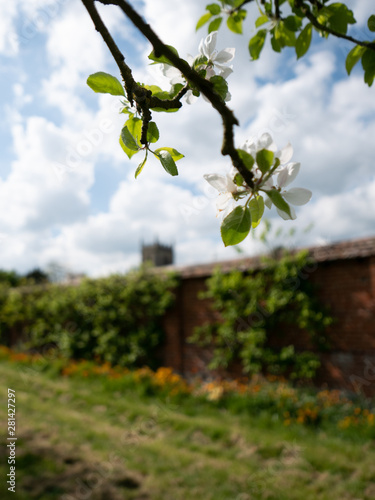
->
[162, 255, 375, 394]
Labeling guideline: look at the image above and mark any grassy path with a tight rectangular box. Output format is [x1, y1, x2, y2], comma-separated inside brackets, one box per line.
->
[1, 361, 375, 499]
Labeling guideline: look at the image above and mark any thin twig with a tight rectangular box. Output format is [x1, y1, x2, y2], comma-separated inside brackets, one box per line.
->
[82, 0, 254, 188]
[275, 0, 280, 20]
[298, 0, 375, 51]
[230, 0, 255, 15]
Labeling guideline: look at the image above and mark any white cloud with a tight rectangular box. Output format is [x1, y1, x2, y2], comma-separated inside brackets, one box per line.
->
[0, 3, 19, 55]
[0, 116, 93, 232]
[0, 0, 374, 275]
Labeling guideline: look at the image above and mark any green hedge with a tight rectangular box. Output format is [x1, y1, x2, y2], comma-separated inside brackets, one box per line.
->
[0, 267, 177, 368]
[190, 250, 333, 380]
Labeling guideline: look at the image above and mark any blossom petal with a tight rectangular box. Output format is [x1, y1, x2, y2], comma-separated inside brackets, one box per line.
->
[218, 66, 233, 79]
[203, 173, 228, 192]
[206, 67, 216, 79]
[186, 54, 194, 65]
[277, 142, 293, 164]
[202, 31, 217, 59]
[221, 201, 235, 218]
[229, 166, 239, 178]
[284, 162, 301, 187]
[283, 187, 312, 206]
[215, 48, 235, 64]
[276, 205, 296, 220]
[243, 138, 256, 157]
[162, 64, 184, 84]
[226, 174, 237, 192]
[185, 90, 197, 105]
[261, 177, 274, 190]
[198, 38, 205, 58]
[257, 133, 273, 150]
[276, 166, 290, 188]
[216, 192, 232, 210]
[277, 162, 300, 188]
[264, 196, 273, 209]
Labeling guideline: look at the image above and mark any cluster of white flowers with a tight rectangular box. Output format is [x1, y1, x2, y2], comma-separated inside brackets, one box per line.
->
[161, 31, 235, 104]
[204, 132, 312, 221]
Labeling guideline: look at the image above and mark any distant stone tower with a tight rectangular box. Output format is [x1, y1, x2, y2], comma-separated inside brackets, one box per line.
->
[142, 241, 174, 267]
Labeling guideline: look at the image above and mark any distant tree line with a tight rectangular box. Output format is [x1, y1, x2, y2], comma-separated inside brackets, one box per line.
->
[0, 268, 49, 287]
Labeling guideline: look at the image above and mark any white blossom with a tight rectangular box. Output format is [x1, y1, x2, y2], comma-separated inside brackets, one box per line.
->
[160, 31, 235, 104]
[273, 163, 312, 220]
[198, 31, 235, 78]
[203, 172, 240, 216]
[204, 132, 311, 225]
[241, 133, 274, 189]
[161, 64, 184, 85]
[242, 132, 275, 157]
[161, 57, 197, 104]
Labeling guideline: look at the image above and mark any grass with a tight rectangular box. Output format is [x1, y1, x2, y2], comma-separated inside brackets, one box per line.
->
[1, 359, 375, 499]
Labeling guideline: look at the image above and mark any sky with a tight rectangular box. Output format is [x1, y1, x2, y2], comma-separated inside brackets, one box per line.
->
[0, 0, 374, 277]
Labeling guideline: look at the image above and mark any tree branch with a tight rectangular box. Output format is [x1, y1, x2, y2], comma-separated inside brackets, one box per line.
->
[275, 0, 281, 20]
[81, 0, 139, 105]
[230, 0, 255, 15]
[298, 1, 375, 51]
[82, 0, 254, 188]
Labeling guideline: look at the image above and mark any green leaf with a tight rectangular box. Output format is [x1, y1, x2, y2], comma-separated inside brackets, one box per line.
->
[135, 155, 147, 179]
[154, 147, 184, 161]
[249, 29, 267, 60]
[193, 54, 209, 69]
[362, 48, 375, 86]
[150, 83, 182, 112]
[221, 206, 251, 247]
[147, 122, 159, 144]
[125, 116, 142, 146]
[120, 105, 132, 115]
[208, 16, 223, 33]
[256, 149, 274, 174]
[206, 3, 221, 15]
[275, 22, 296, 47]
[196, 12, 212, 31]
[296, 23, 312, 59]
[289, 0, 304, 18]
[284, 15, 302, 32]
[120, 126, 140, 152]
[155, 151, 178, 176]
[149, 83, 184, 113]
[86, 72, 125, 96]
[151, 83, 184, 101]
[234, 173, 244, 186]
[264, 1, 272, 15]
[151, 107, 180, 113]
[144, 84, 163, 95]
[227, 12, 244, 34]
[249, 196, 265, 228]
[264, 189, 292, 217]
[368, 15, 375, 32]
[346, 45, 366, 75]
[119, 134, 139, 160]
[255, 15, 269, 28]
[169, 83, 184, 97]
[317, 3, 355, 35]
[271, 33, 282, 53]
[237, 149, 255, 170]
[148, 45, 179, 64]
[210, 75, 228, 101]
